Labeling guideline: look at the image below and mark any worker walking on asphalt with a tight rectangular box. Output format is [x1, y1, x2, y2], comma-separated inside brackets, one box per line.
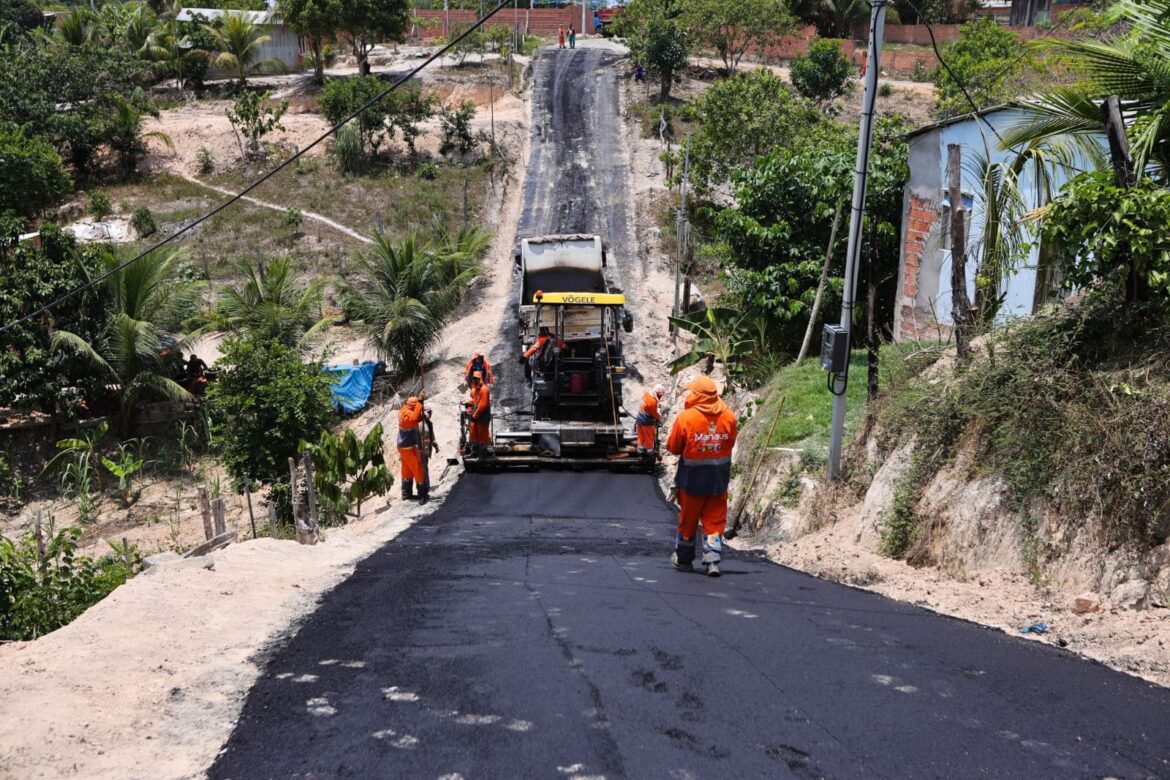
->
[636, 384, 667, 455]
[666, 376, 737, 577]
[464, 351, 494, 386]
[398, 395, 427, 503]
[558, 26, 565, 48]
[465, 372, 492, 456]
[568, 25, 576, 49]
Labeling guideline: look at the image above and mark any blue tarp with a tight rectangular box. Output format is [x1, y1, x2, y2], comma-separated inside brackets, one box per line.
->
[326, 361, 380, 413]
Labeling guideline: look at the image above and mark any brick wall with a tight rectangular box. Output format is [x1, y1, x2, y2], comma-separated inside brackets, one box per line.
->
[413, 6, 597, 40]
[859, 21, 1073, 46]
[897, 194, 940, 341]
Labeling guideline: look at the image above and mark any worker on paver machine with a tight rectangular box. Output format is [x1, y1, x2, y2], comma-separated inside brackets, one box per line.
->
[463, 372, 492, 457]
[521, 326, 566, 382]
[464, 351, 494, 386]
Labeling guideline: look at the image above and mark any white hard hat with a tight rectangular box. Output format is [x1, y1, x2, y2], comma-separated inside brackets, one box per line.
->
[653, 384, 667, 398]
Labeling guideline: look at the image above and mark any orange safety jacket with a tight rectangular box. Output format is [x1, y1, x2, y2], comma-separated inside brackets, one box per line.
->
[467, 383, 491, 422]
[464, 355, 494, 385]
[666, 387, 737, 496]
[635, 392, 661, 427]
[397, 397, 425, 448]
[524, 334, 567, 359]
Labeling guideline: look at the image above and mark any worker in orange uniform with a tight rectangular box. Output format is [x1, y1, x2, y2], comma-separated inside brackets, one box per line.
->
[464, 351, 494, 386]
[636, 384, 667, 455]
[397, 395, 428, 504]
[558, 26, 565, 48]
[520, 326, 567, 380]
[665, 376, 737, 577]
[465, 371, 492, 456]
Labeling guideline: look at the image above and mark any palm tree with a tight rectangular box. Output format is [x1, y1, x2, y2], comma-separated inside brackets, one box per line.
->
[429, 215, 492, 286]
[58, 6, 98, 46]
[342, 231, 481, 376]
[105, 95, 174, 177]
[1002, 0, 1170, 182]
[52, 248, 199, 432]
[210, 257, 334, 349]
[203, 12, 284, 90]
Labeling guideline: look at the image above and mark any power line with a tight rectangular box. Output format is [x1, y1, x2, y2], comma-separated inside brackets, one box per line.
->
[0, 0, 514, 336]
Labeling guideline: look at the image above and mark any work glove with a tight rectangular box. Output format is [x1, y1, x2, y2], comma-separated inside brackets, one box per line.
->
[517, 355, 526, 364]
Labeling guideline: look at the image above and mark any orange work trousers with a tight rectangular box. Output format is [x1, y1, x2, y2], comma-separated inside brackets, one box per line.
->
[469, 420, 491, 446]
[398, 446, 424, 484]
[675, 488, 727, 565]
[636, 424, 657, 452]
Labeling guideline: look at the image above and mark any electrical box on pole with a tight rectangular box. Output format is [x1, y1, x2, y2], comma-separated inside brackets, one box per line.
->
[820, 325, 849, 374]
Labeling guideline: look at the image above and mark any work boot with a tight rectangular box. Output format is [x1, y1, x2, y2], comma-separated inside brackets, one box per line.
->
[401, 479, 414, 501]
[418, 486, 429, 506]
[671, 552, 693, 572]
[705, 562, 721, 578]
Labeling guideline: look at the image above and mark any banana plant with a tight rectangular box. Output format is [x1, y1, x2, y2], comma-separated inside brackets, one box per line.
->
[667, 306, 755, 393]
[102, 440, 146, 506]
[43, 421, 110, 493]
[300, 423, 393, 523]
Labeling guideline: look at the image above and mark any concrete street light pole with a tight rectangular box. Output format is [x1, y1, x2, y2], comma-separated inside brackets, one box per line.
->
[826, 0, 888, 482]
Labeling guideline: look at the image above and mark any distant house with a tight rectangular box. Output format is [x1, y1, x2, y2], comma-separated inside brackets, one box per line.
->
[176, 8, 302, 78]
[893, 105, 1104, 342]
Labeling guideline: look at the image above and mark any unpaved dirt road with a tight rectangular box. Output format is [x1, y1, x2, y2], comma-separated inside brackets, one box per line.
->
[210, 44, 1170, 778]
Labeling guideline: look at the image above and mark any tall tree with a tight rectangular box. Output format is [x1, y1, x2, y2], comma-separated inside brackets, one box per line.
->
[337, 0, 410, 76]
[278, 0, 340, 82]
[616, 0, 690, 101]
[204, 11, 283, 89]
[52, 248, 199, 432]
[0, 124, 72, 219]
[682, 0, 795, 76]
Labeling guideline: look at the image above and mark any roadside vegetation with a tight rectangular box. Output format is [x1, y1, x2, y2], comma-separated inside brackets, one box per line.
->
[0, 0, 502, 635]
[621, 0, 1170, 590]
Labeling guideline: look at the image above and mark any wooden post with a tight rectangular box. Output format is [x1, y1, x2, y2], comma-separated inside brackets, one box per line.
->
[34, 510, 45, 563]
[302, 453, 319, 533]
[243, 479, 258, 539]
[212, 498, 226, 536]
[268, 502, 279, 539]
[681, 276, 692, 316]
[121, 536, 131, 566]
[866, 219, 880, 401]
[1102, 94, 1147, 301]
[197, 486, 213, 541]
[947, 144, 972, 359]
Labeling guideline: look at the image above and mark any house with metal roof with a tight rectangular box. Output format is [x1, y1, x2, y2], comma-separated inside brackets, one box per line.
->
[176, 8, 302, 79]
[893, 104, 1104, 342]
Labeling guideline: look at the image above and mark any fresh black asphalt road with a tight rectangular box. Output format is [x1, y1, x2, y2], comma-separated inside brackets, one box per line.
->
[211, 45, 1170, 778]
[213, 474, 1170, 778]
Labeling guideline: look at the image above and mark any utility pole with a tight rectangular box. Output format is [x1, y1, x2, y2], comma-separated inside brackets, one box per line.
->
[582, 0, 586, 36]
[826, 0, 888, 482]
[672, 134, 691, 337]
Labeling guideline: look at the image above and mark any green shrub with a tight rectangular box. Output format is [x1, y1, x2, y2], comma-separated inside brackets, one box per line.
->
[197, 146, 214, 175]
[331, 124, 367, 176]
[439, 100, 478, 157]
[208, 336, 336, 489]
[418, 162, 439, 180]
[88, 192, 112, 220]
[0, 520, 135, 641]
[878, 82, 893, 98]
[130, 206, 157, 237]
[0, 123, 72, 219]
[790, 38, 853, 105]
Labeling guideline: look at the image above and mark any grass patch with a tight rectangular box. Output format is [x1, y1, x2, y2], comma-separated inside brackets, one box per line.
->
[757, 347, 901, 455]
[209, 159, 494, 241]
[629, 99, 699, 141]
